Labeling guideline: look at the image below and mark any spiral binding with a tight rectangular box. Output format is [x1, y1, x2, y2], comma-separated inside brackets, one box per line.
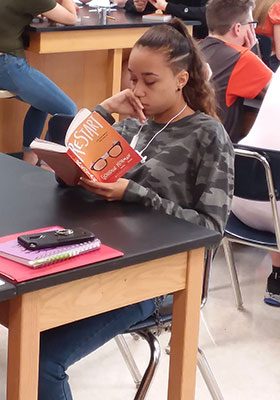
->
[29, 239, 101, 268]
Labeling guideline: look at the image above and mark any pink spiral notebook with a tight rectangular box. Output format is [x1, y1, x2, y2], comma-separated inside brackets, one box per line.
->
[0, 226, 124, 283]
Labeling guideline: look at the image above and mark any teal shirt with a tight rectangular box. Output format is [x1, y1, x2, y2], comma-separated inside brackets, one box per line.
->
[0, 0, 56, 58]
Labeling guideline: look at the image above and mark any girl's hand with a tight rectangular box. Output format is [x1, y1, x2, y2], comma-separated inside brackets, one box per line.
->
[78, 177, 130, 201]
[100, 89, 146, 123]
[149, 0, 167, 11]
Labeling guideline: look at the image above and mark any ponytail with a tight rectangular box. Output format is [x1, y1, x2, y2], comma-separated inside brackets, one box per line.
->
[135, 18, 219, 120]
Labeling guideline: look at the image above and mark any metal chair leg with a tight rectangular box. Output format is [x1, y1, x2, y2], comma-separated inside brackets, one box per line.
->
[222, 238, 244, 310]
[133, 331, 161, 400]
[115, 335, 142, 388]
[115, 331, 161, 400]
[117, 333, 223, 400]
[197, 348, 224, 400]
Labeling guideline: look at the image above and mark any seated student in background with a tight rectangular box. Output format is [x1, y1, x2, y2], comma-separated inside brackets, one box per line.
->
[38, 18, 234, 399]
[0, 0, 77, 165]
[254, 0, 280, 72]
[232, 68, 280, 307]
[124, 0, 208, 39]
[199, 0, 273, 143]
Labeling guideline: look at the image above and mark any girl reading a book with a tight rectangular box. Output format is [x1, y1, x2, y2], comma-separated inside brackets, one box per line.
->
[0, 0, 77, 165]
[38, 18, 234, 399]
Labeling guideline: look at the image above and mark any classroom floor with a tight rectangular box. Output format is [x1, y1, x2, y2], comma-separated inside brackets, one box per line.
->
[0, 243, 279, 399]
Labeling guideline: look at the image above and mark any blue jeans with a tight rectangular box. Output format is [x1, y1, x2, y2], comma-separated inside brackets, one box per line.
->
[0, 53, 77, 151]
[38, 299, 155, 400]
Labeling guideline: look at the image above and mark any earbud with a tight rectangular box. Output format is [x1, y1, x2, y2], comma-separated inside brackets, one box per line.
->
[141, 155, 147, 163]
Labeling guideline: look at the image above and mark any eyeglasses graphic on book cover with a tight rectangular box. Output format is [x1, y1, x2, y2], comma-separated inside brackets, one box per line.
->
[90, 141, 123, 171]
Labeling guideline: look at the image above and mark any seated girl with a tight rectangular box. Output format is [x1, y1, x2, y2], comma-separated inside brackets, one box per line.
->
[38, 18, 234, 399]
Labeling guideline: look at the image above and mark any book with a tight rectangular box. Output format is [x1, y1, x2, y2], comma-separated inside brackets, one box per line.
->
[0, 237, 101, 268]
[142, 13, 172, 22]
[0, 226, 124, 282]
[30, 109, 142, 186]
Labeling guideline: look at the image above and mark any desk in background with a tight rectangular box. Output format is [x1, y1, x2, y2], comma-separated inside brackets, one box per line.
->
[0, 153, 219, 399]
[0, 8, 200, 154]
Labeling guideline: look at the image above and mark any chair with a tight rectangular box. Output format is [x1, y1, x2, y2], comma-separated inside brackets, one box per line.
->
[0, 89, 15, 99]
[116, 249, 224, 400]
[47, 113, 73, 145]
[222, 144, 280, 309]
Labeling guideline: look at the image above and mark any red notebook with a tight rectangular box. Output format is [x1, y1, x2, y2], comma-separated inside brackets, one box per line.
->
[0, 226, 124, 283]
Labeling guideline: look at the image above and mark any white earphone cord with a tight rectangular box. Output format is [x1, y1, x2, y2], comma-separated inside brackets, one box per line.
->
[131, 104, 187, 155]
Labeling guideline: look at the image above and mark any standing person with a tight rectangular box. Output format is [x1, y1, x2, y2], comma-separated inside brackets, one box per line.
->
[125, 0, 208, 39]
[254, 0, 280, 71]
[199, 0, 273, 143]
[0, 0, 78, 165]
[38, 18, 234, 399]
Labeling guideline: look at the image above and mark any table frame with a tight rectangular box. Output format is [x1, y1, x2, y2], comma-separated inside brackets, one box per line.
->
[0, 247, 204, 400]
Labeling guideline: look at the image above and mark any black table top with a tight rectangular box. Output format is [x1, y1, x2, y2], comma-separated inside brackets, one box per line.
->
[28, 7, 201, 33]
[0, 153, 220, 299]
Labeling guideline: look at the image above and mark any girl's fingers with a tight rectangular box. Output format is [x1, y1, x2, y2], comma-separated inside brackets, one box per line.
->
[79, 178, 108, 191]
[127, 91, 144, 110]
[136, 108, 146, 123]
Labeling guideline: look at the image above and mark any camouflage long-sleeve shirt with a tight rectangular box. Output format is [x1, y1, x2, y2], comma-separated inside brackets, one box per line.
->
[94, 105, 234, 235]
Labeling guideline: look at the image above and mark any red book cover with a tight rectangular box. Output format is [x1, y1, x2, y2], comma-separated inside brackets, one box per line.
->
[66, 111, 142, 183]
[30, 109, 142, 185]
[0, 227, 124, 283]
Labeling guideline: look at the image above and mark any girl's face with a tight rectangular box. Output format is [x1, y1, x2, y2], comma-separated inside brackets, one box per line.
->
[128, 46, 188, 121]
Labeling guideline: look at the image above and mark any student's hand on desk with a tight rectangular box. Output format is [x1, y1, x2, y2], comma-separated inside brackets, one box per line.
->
[101, 89, 146, 124]
[149, 0, 167, 11]
[134, 0, 148, 12]
[78, 177, 130, 201]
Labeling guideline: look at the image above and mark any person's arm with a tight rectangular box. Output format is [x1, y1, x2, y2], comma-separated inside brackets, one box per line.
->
[225, 49, 273, 107]
[148, 0, 206, 21]
[43, 0, 77, 25]
[274, 24, 280, 60]
[267, 2, 280, 60]
[256, 80, 271, 99]
[122, 127, 234, 234]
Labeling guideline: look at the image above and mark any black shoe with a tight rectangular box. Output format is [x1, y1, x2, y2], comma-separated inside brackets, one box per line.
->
[264, 272, 280, 307]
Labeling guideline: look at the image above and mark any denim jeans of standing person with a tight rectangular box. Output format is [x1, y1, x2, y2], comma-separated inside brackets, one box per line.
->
[0, 53, 77, 152]
[39, 299, 155, 400]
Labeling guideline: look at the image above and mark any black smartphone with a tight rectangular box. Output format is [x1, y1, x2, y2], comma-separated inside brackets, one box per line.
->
[17, 228, 95, 250]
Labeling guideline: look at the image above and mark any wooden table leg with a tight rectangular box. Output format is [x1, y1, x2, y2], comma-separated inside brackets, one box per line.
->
[7, 293, 40, 400]
[107, 48, 123, 122]
[168, 247, 205, 400]
[107, 48, 123, 97]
